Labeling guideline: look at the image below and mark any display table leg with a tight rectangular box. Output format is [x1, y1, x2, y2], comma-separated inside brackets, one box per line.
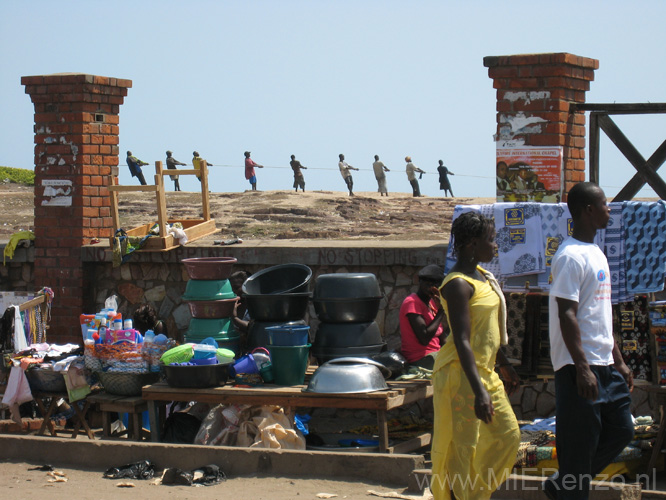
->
[377, 410, 389, 453]
[147, 400, 160, 442]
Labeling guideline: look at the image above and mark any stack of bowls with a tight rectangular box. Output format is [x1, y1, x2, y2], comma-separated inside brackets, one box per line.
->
[244, 264, 313, 349]
[312, 273, 386, 364]
[182, 257, 241, 354]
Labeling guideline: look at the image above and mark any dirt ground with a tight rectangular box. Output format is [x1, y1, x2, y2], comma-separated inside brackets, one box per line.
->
[1, 461, 430, 500]
[0, 181, 494, 243]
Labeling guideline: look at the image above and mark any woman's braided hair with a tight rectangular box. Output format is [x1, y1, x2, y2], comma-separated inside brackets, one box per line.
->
[451, 212, 494, 257]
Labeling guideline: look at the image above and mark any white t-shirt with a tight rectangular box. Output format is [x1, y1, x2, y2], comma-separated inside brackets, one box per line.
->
[548, 237, 614, 371]
[406, 162, 418, 181]
[339, 161, 351, 179]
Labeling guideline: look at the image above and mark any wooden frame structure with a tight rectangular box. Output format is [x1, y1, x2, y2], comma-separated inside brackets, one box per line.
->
[109, 160, 217, 251]
[571, 102, 666, 201]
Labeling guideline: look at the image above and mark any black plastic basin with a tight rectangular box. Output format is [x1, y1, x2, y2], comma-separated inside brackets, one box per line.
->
[242, 264, 312, 295]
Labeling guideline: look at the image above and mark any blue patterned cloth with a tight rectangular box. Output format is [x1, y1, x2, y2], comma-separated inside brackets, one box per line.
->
[605, 203, 633, 304]
[623, 201, 666, 295]
[445, 204, 500, 276]
[494, 203, 545, 278]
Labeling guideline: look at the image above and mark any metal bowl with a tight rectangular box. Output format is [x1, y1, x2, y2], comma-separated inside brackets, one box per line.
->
[313, 297, 381, 323]
[303, 357, 391, 394]
[242, 263, 312, 295]
[185, 298, 238, 319]
[313, 273, 381, 299]
[182, 257, 237, 280]
[313, 321, 382, 348]
[245, 292, 311, 322]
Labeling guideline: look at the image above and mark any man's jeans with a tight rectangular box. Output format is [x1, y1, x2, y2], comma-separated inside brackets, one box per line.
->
[548, 364, 633, 499]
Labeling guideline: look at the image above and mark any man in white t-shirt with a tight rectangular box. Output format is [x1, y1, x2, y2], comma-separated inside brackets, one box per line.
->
[544, 182, 633, 500]
[338, 154, 359, 196]
[405, 156, 424, 197]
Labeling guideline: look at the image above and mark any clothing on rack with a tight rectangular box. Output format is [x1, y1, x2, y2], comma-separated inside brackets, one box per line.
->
[622, 200, 666, 295]
[494, 203, 545, 278]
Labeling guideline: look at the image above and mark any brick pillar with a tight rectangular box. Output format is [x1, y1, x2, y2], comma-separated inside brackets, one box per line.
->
[22, 73, 132, 343]
[483, 53, 598, 198]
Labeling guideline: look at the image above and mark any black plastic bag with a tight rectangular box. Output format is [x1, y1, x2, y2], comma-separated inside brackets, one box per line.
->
[103, 460, 155, 480]
[193, 464, 226, 485]
[372, 351, 408, 378]
[161, 412, 202, 444]
[162, 467, 193, 486]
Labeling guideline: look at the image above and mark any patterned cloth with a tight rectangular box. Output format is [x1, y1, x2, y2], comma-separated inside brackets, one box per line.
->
[605, 203, 633, 304]
[503, 293, 526, 363]
[614, 295, 651, 381]
[494, 203, 545, 278]
[623, 200, 666, 294]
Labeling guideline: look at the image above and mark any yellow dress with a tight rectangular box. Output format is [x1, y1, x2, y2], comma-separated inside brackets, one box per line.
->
[430, 267, 520, 500]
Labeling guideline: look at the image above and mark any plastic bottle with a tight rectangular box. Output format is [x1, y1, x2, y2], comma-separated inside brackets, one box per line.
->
[113, 318, 123, 332]
[98, 317, 107, 344]
[144, 329, 155, 344]
[124, 319, 133, 330]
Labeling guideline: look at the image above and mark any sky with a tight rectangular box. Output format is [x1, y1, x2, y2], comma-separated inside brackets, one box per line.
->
[1, 0, 666, 199]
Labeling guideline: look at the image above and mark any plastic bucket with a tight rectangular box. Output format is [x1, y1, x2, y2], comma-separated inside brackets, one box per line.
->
[266, 325, 310, 346]
[267, 344, 311, 386]
[229, 353, 259, 377]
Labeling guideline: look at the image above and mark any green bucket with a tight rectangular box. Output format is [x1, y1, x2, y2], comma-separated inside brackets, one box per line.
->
[267, 344, 311, 386]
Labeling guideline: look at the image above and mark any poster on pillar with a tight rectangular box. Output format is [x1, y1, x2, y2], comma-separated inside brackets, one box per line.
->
[496, 143, 563, 203]
[41, 179, 73, 206]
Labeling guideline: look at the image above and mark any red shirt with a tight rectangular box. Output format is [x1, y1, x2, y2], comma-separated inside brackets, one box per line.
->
[245, 158, 257, 179]
[399, 293, 443, 363]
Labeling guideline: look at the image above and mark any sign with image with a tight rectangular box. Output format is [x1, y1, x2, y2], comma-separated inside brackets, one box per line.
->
[496, 144, 563, 203]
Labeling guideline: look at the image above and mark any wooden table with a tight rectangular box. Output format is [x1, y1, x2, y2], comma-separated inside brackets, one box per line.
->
[32, 391, 95, 439]
[87, 392, 149, 441]
[142, 378, 433, 453]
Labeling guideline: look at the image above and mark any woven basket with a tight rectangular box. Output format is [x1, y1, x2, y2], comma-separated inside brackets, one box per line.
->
[26, 368, 67, 393]
[96, 371, 160, 397]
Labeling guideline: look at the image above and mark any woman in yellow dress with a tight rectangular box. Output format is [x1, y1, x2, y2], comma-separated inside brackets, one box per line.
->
[431, 212, 521, 500]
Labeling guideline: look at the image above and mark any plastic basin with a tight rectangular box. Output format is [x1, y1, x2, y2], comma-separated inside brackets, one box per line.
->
[182, 279, 235, 301]
[242, 264, 312, 295]
[185, 298, 238, 319]
[163, 361, 233, 388]
[182, 257, 237, 280]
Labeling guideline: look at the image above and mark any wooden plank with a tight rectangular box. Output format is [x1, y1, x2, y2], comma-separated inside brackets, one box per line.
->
[598, 115, 666, 200]
[615, 138, 666, 201]
[18, 294, 47, 312]
[589, 112, 600, 184]
[200, 160, 211, 220]
[572, 103, 666, 114]
[109, 185, 159, 193]
[155, 161, 168, 239]
[389, 432, 432, 455]
[142, 379, 432, 412]
[110, 177, 120, 235]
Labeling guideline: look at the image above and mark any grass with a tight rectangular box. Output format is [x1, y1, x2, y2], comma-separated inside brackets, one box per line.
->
[0, 166, 34, 186]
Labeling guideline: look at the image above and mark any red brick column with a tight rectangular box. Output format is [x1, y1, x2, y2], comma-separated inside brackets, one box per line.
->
[483, 53, 598, 197]
[22, 73, 131, 343]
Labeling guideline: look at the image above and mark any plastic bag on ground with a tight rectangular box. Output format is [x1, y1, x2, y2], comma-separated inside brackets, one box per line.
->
[103, 460, 155, 480]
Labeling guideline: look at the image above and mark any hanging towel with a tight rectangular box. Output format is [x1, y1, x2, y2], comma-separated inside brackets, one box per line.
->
[623, 201, 666, 294]
[12, 305, 27, 352]
[494, 203, 545, 278]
